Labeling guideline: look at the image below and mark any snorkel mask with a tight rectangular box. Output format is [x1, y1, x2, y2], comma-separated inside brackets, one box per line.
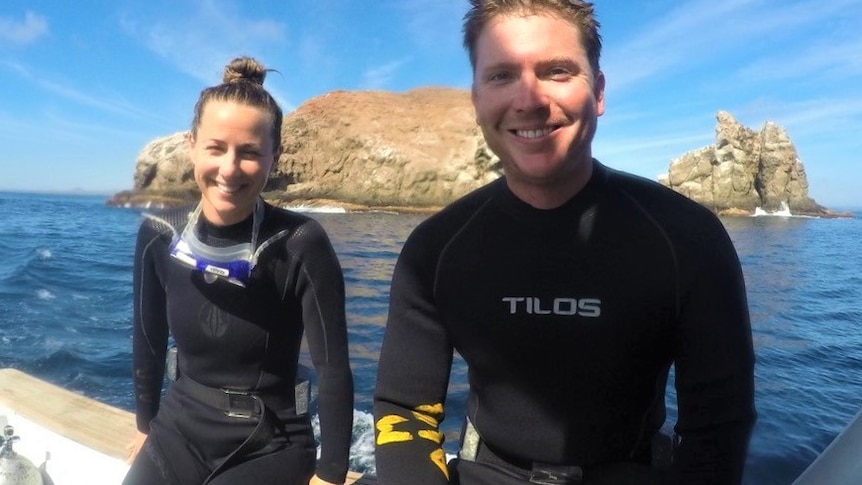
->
[168, 200, 264, 287]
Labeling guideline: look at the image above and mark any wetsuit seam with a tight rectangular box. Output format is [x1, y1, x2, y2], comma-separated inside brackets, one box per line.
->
[432, 197, 495, 300]
[139, 232, 166, 358]
[254, 229, 291, 261]
[142, 213, 182, 238]
[615, 186, 681, 460]
[256, 332, 271, 389]
[615, 187, 681, 316]
[302, 262, 330, 363]
[253, 229, 293, 389]
[275, 218, 333, 364]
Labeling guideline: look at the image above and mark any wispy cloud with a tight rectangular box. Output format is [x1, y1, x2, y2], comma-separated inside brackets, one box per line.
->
[734, 36, 862, 85]
[294, 32, 337, 97]
[361, 59, 410, 90]
[0, 107, 152, 149]
[0, 11, 49, 45]
[603, 0, 759, 91]
[603, 0, 862, 93]
[397, 0, 464, 51]
[1, 61, 165, 123]
[41, 110, 155, 141]
[119, 0, 287, 85]
[0, 112, 34, 138]
[116, 0, 299, 113]
[738, 96, 862, 137]
[597, 130, 714, 159]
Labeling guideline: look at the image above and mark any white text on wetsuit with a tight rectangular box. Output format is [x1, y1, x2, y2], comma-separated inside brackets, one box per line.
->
[502, 297, 602, 317]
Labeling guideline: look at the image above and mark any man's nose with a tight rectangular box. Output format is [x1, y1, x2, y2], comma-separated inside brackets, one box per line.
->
[512, 74, 549, 112]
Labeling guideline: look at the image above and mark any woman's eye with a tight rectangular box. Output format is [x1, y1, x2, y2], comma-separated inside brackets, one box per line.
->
[487, 71, 513, 84]
[241, 150, 262, 159]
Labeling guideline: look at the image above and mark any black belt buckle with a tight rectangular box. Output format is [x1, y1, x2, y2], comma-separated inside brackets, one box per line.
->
[224, 389, 259, 418]
[529, 463, 584, 485]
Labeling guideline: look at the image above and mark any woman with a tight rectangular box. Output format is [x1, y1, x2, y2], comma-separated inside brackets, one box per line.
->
[124, 56, 354, 485]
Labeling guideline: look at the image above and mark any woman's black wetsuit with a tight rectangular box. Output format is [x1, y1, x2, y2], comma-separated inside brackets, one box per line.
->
[374, 161, 756, 484]
[124, 202, 354, 485]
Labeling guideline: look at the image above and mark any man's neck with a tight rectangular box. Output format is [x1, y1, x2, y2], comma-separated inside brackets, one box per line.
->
[507, 159, 594, 210]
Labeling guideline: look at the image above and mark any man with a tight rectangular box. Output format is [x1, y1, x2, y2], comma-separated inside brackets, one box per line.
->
[373, 1, 756, 484]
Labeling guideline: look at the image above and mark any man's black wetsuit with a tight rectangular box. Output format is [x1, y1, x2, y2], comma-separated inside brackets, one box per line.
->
[125, 202, 354, 485]
[373, 161, 756, 485]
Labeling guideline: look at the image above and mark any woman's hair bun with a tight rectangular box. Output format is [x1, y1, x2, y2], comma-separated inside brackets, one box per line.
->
[222, 56, 267, 86]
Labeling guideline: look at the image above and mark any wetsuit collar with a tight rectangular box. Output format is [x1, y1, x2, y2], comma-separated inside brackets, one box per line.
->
[497, 160, 606, 218]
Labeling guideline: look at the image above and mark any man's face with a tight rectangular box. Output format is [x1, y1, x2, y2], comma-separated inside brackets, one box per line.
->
[471, 12, 605, 203]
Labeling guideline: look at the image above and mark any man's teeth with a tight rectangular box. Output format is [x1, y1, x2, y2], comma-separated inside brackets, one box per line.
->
[516, 128, 553, 139]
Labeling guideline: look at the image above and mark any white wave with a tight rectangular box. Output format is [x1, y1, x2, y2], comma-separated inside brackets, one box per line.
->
[38, 249, 52, 259]
[311, 408, 377, 475]
[753, 201, 792, 217]
[349, 409, 377, 475]
[36, 289, 55, 300]
[285, 204, 347, 214]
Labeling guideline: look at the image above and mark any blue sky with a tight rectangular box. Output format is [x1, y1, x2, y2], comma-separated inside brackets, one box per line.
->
[1, 0, 860, 209]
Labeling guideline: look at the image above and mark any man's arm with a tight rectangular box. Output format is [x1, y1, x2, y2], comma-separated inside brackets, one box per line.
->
[670, 221, 757, 484]
[374, 232, 454, 485]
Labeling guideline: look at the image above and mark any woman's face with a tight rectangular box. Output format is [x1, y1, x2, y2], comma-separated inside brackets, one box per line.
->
[189, 100, 277, 226]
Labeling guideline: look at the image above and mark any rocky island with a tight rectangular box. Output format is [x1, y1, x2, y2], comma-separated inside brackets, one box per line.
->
[109, 87, 846, 217]
[658, 111, 844, 217]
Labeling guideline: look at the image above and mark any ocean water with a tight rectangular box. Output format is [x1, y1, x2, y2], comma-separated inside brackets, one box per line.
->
[1, 190, 861, 484]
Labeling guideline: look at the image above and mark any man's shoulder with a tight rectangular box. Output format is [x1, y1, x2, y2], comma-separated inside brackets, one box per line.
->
[424, 179, 500, 226]
[401, 179, 500, 255]
[604, 166, 719, 222]
[599, 164, 735, 253]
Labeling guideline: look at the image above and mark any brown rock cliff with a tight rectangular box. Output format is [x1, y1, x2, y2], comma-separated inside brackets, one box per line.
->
[109, 87, 501, 211]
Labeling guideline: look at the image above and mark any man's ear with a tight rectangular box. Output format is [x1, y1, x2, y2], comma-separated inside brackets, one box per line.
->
[594, 70, 606, 117]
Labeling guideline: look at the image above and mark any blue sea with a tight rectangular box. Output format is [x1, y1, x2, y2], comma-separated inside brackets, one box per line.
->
[1, 190, 861, 484]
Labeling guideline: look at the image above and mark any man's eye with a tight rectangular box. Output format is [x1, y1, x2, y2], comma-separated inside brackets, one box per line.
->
[547, 67, 573, 80]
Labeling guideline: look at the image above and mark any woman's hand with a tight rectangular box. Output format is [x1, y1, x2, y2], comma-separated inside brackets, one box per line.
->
[309, 475, 340, 485]
[126, 431, 148, 464]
